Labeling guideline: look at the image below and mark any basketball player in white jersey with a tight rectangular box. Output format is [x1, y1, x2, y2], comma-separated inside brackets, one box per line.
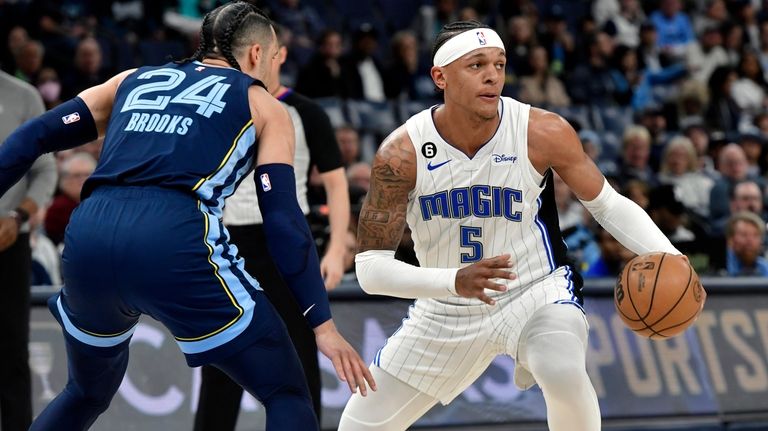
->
[338, 21, 681, 431]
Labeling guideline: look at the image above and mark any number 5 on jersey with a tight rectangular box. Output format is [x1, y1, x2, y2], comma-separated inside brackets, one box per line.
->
[460, 226, 483, 263]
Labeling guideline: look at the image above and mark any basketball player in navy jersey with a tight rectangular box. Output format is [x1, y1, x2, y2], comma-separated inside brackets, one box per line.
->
[0, 3, 374, 430]
[194, 24, 350, 430]
[339, 21, 680, 430]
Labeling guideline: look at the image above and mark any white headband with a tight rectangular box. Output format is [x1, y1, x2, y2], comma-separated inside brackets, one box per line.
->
[433, 28, 506, 67]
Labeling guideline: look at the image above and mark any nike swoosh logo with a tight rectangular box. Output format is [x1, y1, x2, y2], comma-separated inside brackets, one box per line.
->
[303, 304, 315, 316]
[427, 160, 451, 171]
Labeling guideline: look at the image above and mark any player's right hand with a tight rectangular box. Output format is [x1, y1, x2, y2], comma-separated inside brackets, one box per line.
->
[314, 319, 377, 396]
[455, 254, 516, 306]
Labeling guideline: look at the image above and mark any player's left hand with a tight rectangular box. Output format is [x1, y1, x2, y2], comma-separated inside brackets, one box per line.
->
[0, 217, 19, 252]
[320, 251, 344, 291]
[314, 319, 377, 396]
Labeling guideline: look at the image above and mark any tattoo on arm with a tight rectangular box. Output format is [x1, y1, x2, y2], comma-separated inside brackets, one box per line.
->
[357, 132, 416, 253]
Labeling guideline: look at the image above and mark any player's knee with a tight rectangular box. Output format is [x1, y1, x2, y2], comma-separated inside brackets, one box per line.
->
[339, 403, 404, 431]
[63, 382, 113, 414]
[259, 385, 317, 428]
[526, 332, 588, 388]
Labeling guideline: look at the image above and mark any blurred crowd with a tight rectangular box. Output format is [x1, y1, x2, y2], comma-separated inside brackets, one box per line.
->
[6, 0, 768, 283]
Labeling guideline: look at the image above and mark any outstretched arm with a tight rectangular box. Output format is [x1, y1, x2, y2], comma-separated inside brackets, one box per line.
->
[528, 108, 680, 255]
[0, 69, 134, 196]
[250, 86, 374, 395]
[355, 128, 513, 304]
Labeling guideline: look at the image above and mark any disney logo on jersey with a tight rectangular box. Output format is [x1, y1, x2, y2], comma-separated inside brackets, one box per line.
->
[419, 185, 523, 222]
[492, 153, 517, 164]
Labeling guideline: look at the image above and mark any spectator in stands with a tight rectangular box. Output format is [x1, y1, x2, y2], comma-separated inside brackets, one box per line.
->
[709, 143, 762, 234]
[412, 0, 459, 56]
[738, 133, 764, 176]
[34, 67, 62, 110]
[724, 211, 768, 275]
[638, 20, 664, 71]
[658, 135, 715, 218]
[272, 0, 326, 66]
[755, 111, 768, 137]
[731, 49, 768, 114]
[623, 179, 651, 210]
[583, 224, 634, 277]
[336, 125, 361, 166]
[457, 6, 480, 22]
[731, 180, 765, 217]
[706, 65, 741, 131]
[647, 184, 698, 252]
[734, 0, 761, 51]
[3, 26, 29, 74]
[341, 23, 386, 102]
[384, 30, 426, 100]
[518, 46, 570, 108]
[295, 30, 344, 98]
[649, 0, 696, 62]
[0, 69, 57, 431]
[580, 129, 603, 162]
[347, 162, 371, 192]
[676, 79, 709, 127]
[686, 25, 729, 85]
[683, 123, 718, 176]
[62, 37, 110, 100]
[603, 0, 645, 49]
[568, 32, 620, 105]
[579, 129, 618, 176]
[613, 44, 687, 110]
[13, 39, 44, 83]
[45, 153, 96, 245]
[538, 5, 576, 74]
[722, 21, 745, 65]
[694, 0, 729, 36]
[593, 0, 620, 27]
[617, 125, 658, 187]
[505, 15, 537, 77]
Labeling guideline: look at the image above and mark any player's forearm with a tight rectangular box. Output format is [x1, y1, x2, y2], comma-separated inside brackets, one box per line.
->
[355, 250, 458, 298]
[580, 179, 680, 255]
[256, 163, 332, 328]
[321, 168, 350, 254]
[0, 98, 97, 197]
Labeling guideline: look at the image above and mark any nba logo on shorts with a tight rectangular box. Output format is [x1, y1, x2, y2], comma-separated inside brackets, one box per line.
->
[476, 31, 487, 45]
[260, 173, 272, 192]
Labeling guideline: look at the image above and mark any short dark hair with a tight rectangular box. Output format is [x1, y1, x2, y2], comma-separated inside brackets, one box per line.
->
[431, 20, 490, 64]
[180, 1, 273, 71]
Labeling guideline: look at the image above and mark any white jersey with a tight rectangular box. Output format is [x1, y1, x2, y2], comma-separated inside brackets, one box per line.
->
[374, 97, 583, 403]
[404, 97, 574, 302]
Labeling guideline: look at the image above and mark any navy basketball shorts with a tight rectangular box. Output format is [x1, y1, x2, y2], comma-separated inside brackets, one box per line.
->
[49, 186, 280, 366]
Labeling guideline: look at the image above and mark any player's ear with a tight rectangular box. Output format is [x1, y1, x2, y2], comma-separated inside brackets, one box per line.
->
[248, 43, 263, 68]
[431, 66, 446, 90]
[278, 46, 288, 65]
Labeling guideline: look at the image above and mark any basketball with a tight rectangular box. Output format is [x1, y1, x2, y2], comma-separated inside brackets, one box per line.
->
[615, 252, 706, 339]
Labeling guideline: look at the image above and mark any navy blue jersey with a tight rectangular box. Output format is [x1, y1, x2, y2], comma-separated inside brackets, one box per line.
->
[84, 61, 262, 217]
